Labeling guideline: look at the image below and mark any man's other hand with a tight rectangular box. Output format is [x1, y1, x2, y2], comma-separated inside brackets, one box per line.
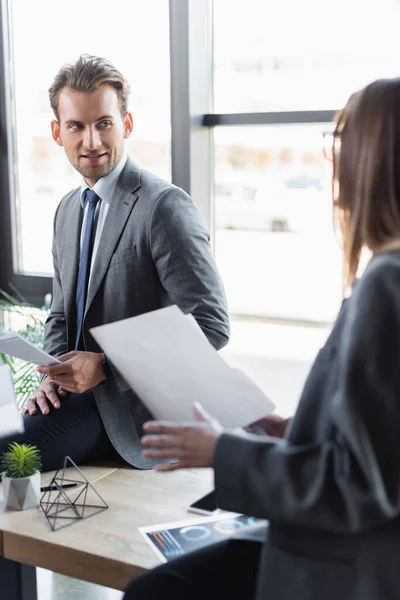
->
[23, 380, 68, 416]
[37, 351, 106, 394]
[244, 413, 289, 438]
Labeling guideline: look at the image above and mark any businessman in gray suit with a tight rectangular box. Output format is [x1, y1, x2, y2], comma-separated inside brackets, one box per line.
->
[0, 55, 229, 471]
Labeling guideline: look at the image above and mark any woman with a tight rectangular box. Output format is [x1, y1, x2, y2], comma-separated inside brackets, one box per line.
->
[125, 78, 400, 599]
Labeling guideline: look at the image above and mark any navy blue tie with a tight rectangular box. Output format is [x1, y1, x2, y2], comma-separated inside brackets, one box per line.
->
[75, 189, 100, 349]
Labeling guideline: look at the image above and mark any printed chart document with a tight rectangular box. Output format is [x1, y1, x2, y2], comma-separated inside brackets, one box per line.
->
[91, 305, 275, 428]
[0, 332, 60, 366]
[0, 364, 24, 438]
[140, 512, 265, 562]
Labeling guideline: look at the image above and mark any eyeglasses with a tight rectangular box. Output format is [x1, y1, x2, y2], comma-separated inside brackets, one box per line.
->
[322, 130, 341, 161]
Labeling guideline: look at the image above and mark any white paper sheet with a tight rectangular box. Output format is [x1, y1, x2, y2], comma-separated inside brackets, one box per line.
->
[0, 332, 60, 366]
[0, 364, 24, 437]
[91, 305, 275, 428]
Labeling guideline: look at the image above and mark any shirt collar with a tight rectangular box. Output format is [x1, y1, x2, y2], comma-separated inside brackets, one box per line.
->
[80, 154, 128, 207]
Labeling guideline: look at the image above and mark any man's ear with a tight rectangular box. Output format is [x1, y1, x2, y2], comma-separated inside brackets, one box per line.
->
[51, 120, 63, 147]
[123, 112, 134, 139]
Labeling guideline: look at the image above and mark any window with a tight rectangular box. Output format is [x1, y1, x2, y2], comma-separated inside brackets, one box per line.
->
[211, 0, 400, 327]
[214, 0, 400, 113]
[214, 124, 342, 324]
[7, 0, 170, 276]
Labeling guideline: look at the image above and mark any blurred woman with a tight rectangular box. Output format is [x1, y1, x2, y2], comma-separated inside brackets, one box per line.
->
[125, 78, 400, 600]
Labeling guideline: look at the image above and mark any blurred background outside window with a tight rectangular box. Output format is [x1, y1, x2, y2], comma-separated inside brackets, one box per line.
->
[9, 0, 170, 276]
[213, 0, 400, 413]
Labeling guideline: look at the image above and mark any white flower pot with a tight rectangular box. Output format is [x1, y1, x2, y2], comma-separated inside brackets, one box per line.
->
[2, 471, 41, 510]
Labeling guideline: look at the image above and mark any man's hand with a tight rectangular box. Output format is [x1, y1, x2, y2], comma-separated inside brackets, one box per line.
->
[23, 380, 68, 416]
[37, 351, 106, 394]
[141, 403, 224, 472]
[244, 413, 289, 438]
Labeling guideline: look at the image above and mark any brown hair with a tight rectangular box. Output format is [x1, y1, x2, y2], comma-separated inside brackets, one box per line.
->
[333, 78, 400, 291]
[48, 54, 130, 120]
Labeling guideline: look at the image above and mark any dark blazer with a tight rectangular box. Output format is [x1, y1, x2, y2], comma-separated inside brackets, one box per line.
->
[215, 250, 400, 599]
[44, 158, 229, 468]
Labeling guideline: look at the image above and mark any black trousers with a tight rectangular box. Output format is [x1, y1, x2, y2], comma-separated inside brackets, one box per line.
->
[0, 391, 120, 472]
[123, 538, 262, 600]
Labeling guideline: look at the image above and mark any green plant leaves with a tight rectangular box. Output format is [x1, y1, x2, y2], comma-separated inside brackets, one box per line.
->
[0, 289, 49, 408]
[1, 442, 42, 478]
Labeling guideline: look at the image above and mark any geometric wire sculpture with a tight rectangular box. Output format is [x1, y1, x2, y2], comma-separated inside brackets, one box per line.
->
[39, 456, 108, 531]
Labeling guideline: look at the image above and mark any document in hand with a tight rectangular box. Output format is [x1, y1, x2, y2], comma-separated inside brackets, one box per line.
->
[0, 364, 24, 438]
[90, 306, 275, 428]
[0, 332, 60, 366]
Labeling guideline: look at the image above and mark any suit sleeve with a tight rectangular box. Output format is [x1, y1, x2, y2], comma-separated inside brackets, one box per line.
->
[149, 186, 230, 350]
[215, 261, 400, 534]
[43, 204, 68, 358]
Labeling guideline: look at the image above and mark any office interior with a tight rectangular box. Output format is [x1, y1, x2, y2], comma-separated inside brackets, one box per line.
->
[0, 0, 395, 597]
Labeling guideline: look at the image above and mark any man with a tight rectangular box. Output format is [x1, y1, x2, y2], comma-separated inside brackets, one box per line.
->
[0, 54, 229, 471]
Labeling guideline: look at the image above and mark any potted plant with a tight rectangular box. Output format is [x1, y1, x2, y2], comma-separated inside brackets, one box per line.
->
[1, 442, 42, 510]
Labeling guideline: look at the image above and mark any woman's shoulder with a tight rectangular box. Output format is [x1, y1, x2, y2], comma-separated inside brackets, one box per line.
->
[352, 250, 400, 309]
[360, 250, 400, 286]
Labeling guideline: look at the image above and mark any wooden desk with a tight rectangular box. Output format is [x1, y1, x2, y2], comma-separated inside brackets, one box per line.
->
[0, 466, 214, 599]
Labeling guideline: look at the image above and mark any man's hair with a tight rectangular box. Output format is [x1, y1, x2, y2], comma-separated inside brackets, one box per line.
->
[48, 54, 130, 120]
[332, 78, 400, 290]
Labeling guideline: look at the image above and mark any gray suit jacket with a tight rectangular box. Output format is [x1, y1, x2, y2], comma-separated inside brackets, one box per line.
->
[214, 250, 400, 599]
[44, 158, 229, 468]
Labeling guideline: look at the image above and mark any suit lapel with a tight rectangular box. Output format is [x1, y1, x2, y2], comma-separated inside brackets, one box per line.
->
[84, 159, 141, 315]
[63, 191, 83, 318]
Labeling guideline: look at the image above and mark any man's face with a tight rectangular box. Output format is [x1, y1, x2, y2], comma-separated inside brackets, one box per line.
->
[51, 85, 133, 186]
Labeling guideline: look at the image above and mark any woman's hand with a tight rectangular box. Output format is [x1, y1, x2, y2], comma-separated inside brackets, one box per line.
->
[141, 403, 224, 472]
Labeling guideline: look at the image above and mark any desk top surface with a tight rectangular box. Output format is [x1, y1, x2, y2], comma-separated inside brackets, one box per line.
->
[0, 465, 214, 590]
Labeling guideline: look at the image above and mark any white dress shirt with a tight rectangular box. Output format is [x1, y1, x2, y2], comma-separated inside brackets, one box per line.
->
[80, 154, 128, 286]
